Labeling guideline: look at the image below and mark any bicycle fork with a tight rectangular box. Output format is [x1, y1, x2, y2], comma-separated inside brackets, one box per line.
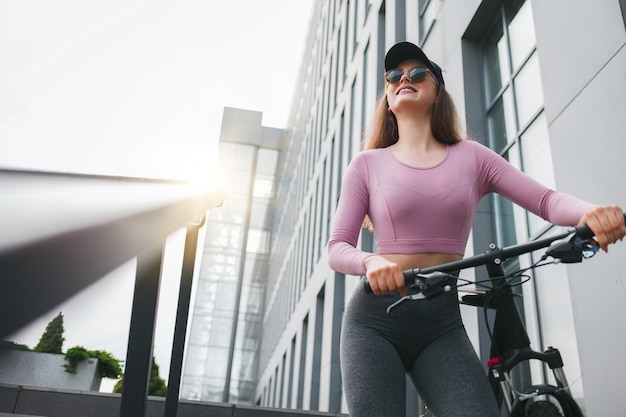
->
[480, 251, 574, 413]
[488, 356, 515, 411]
[488, 346, 574, 413]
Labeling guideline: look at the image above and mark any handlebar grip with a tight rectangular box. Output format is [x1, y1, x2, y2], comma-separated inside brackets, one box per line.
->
[573, 224, 594, 240]
[363, 269, 416, 293]
[574, 212, 626, 239]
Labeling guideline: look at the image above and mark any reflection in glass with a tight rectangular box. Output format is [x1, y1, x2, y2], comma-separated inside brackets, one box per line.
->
[227, 170, 253, 194]
[253, 178, 274, 198]
[250, 202, 269, 229]
[521, 113, 553, 234]
[514, 53, 544, 129]
[487, 87, 516, 151]
[256, 149, 278, 175]
[246, 228, 269, 254]
[508, 1, 536, 71]
[483, 21, 509, 104]
[494, 149, 519, 248]
[184, 111, 280, 404]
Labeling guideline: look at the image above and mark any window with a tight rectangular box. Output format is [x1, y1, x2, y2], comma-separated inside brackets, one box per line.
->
[479, 0, 584, 403]
[481, 0, 551, 239]
[419, 0, 439, 42]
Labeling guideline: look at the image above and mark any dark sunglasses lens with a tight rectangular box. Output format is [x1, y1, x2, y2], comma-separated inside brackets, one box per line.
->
[386, 70, 403, 84]
[409, 67, 427, 82]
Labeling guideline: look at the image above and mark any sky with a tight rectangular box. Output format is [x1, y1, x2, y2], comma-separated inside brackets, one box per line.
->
[1, 0, 313, 392]
[0, 0, 313, 180]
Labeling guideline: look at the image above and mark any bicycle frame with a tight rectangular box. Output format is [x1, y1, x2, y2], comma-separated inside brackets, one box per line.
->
[392, 225, 600, 416]
[377, 215, 625, 416]
[460, 247, 578, 415]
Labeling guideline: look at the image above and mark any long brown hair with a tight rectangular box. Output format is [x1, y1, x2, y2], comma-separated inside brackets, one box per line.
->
[362, 84, 464, 150]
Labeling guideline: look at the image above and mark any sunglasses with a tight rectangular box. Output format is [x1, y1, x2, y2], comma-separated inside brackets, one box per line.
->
[384, 66, 435, 85]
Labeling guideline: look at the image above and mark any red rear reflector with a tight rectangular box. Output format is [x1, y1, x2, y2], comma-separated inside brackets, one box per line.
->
[488, 357, 502, 367]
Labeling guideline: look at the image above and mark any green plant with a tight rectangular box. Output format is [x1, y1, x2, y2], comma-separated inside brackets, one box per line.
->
[63, 346, 91, 373]
[112, 356, 167, 397]
[0, 340, 30, 351]
[5, 312, 124, 382]
[148, 358, 167, 397]
[34, 312, 65, 354]
[64, 346, 123, 379]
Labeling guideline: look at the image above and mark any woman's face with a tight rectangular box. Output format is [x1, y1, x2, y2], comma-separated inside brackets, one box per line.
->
[385, 59, 439, 114]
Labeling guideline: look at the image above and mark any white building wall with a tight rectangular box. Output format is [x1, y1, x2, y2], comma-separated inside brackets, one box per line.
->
[386, 2, 626, 413]
[256, 0, 626, 414]
[531, 2, 626, 414]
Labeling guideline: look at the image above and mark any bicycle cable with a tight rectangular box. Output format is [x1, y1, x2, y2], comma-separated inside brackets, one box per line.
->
[472, 257, 550, 362]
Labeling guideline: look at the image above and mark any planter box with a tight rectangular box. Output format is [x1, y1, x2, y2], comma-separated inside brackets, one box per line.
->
[0, 350, 101, 391]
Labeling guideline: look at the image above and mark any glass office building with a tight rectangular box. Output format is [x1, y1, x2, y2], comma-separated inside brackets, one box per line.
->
[181, 108, 282, 404]
[183, 1, 626, 415]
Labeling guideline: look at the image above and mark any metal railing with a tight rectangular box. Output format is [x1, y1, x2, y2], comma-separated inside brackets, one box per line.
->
[0, 169, 225, 417]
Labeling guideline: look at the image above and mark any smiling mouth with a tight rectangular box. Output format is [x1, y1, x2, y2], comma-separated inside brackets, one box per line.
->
[397, 87, 416, 94]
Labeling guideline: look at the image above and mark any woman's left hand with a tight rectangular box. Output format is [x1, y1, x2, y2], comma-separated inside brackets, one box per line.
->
[579, 205, 626, 252]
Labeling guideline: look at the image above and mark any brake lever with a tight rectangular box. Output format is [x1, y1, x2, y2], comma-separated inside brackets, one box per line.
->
[582, 241, 600, 259]
[546, 235, 599, 263]
[386, 293, 427, 314]
[386, 272, 455, 314]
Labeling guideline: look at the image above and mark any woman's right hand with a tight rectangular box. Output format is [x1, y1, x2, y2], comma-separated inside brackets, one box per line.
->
[364, 255, 408, 296]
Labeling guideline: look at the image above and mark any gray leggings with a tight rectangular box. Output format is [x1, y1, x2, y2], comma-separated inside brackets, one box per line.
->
[340, 279, 500, 417]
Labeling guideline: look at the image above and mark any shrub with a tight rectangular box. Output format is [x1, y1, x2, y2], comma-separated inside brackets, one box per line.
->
[64, 346, 123, 379]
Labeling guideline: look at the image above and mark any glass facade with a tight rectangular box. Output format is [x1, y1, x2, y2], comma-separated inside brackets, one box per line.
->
[479, 0, 584, 402]
[181, 124, 279, 404]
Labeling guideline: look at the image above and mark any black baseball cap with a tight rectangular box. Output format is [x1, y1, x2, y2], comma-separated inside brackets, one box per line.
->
[384, 41, 445, 85]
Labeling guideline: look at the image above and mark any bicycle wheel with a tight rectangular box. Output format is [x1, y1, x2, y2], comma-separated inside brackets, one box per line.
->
[524, 397, 565, 416]
[511, 384, 583, 417]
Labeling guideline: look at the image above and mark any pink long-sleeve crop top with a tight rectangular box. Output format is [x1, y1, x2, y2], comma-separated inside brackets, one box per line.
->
[327, 140, 597, 276]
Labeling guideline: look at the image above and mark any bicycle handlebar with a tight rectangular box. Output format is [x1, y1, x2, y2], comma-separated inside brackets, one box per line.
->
[364, 213, 626, 294]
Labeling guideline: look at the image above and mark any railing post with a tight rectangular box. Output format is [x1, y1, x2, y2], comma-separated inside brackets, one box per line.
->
[119, 243, 164, 417]
[164, 219, 203, 417]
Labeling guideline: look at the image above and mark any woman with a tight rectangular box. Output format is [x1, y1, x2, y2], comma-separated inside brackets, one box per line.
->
[327, 41, 625, 417]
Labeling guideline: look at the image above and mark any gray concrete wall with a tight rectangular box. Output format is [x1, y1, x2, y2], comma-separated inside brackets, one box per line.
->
[0, 351, 101, 392]
[0, 384, 346, 417]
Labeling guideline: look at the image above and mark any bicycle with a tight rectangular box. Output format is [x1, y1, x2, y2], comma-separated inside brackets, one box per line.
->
[369, 213, 625, 417]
